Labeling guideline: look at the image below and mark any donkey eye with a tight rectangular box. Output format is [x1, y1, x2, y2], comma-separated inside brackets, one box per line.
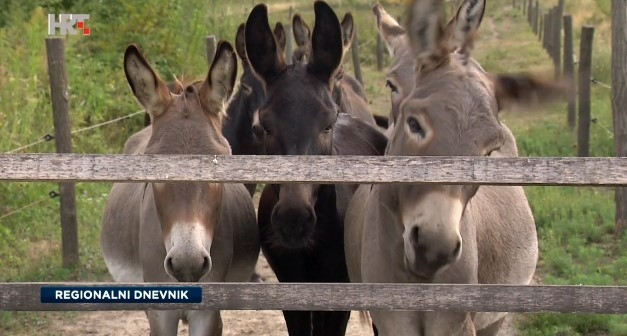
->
[386, 80, 398, 94]
[323, 125, 332, 133]
[407, 116, 426, 138]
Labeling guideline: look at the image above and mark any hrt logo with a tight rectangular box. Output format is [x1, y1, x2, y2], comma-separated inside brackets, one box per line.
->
[48, 14, 90, 36]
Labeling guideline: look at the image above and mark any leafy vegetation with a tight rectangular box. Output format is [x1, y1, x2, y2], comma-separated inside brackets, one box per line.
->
[0, 0, 624, 335]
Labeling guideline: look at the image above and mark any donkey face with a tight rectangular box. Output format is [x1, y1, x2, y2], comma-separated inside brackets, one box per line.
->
[124, 42, 237, 282]
[246, 1, 343, 248]
[386, 0, 566, 279]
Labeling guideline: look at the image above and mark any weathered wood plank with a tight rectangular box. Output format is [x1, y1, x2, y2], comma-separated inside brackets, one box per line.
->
[2, 283, 627, 313]
[1, 154, 627, 185]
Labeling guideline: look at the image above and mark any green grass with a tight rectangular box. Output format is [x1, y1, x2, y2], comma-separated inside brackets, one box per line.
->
[0, 0, 624, 335]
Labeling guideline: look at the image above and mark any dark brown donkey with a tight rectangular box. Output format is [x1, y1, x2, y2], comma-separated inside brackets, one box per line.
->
[245, 1, 388, 335]
[101, 41, 260, 336]
[222, 22, 287, 197]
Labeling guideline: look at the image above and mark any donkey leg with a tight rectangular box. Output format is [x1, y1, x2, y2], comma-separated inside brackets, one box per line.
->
[423, 312, 473, 336]
[476, 316, 506, 336]
[369, 311, 420, 336]
[312, 310, 350, 336]
[460, 314, 478, 336]
[145, 310, 179, 336]
[187, 309, 223, 336]
[279, 311, 312, 336]
[244, 183, 257, 198]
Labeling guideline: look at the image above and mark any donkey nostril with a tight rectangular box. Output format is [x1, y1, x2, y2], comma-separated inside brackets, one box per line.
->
[200, 255, 211, 276]
[165, 256, 174, 275]
[185, 85, 194, 94]
[452, 241, 462, 257]
[410, 226, 420, 243]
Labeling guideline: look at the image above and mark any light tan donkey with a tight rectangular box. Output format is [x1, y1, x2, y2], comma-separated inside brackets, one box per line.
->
[101, 41, 260, 336]
[345, 0, 568, 335]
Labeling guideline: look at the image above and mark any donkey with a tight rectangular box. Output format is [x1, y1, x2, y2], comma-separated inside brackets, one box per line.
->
[345, 0, 567, 335]
[291, 12, 379, 128]
[101, 41, 260, 336]
[222, 22, 287, 197]
[244, 2, 388, 335]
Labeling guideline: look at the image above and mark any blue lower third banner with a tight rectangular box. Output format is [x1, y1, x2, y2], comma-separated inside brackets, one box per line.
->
[41, 286, 202, 303]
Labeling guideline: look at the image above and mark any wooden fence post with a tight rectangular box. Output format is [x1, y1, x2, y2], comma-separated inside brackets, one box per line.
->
[550, 7, 558, 66]
[577, 26, 594, 157]
[563, 15, 576, 129]
[45, 37, 78, 268]
[542, 12, 549, 52]
[611, 0, 627, 235]
[351, 29, 364, 86]
[206, 35, 216, 68]
[531, 1, 539, 34]
[538, 13, 543, 41]
[553, 0, 565, 79]
[376, 34, 384, 71]
[549, 7, 558, 66]
[527, 0, 533, 25]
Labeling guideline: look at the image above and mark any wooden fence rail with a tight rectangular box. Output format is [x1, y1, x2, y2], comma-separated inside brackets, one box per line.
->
[2, 154, 627, 185]
[2, 283, 627, 313]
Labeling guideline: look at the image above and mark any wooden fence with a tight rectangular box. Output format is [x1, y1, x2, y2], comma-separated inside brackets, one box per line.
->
[1, 154, 627, 312]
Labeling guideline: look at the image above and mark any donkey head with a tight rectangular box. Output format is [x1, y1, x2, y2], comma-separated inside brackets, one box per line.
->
[246, 1, 344, 248]
[124, 41, 237, 282]
[384, 0, 566, 279]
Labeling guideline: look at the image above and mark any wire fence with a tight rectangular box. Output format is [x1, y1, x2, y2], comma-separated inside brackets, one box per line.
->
[591, 77, 611, 90]
[0, 191, 59, 222]
[4, 110, 145, 154]
[1, 109, 145, 222]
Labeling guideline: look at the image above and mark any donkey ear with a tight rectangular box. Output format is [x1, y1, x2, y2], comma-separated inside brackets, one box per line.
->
[199, 40, 238, 117]
[493, 73, 570, 112]
[124, 44, 170, 119]
[307, 1, 344, 84]
[292, 14, 312, 63]
[235, 23, 248, 63]
[407, 0, 448, 70]
[446, 0, 485, 55]
[340, 12, 355, 51]
[372, 2, 407, 56]
[245, 4, 287, 84]
[273, 22, 287, 56]
[292, 14, 311, 47]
